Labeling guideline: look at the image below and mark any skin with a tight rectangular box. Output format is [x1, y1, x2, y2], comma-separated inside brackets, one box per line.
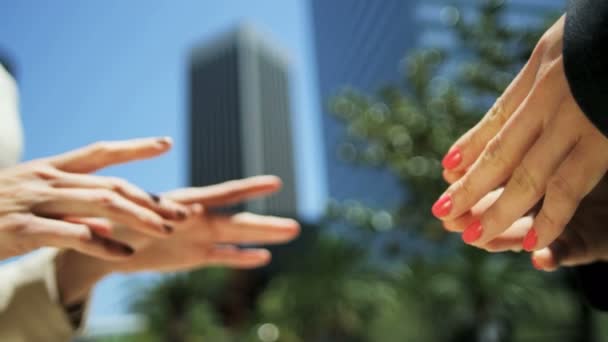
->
[55, 175, 300, 306]
[442, 175, 608, 272]
[0, 137, 190, 261]
[434, 16, 608, 252]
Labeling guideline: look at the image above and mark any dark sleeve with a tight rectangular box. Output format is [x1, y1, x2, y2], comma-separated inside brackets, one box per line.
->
[563, 0, 608, 135]
[576, 263, 608, 311]
[564, 0, 608, 311]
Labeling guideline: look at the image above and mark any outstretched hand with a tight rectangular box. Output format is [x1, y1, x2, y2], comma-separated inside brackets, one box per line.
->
[0, 137, 188, 261]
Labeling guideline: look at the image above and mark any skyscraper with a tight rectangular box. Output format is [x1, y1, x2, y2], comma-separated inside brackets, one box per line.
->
[189, 25, 297, 217]
[310, 0, 422, 206]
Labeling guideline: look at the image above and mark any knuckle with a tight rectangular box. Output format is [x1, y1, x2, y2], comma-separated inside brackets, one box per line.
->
[32, 164, 59, 180]
[455, 177, 474, 201]
[90, 141, 110, 155]
[481, 211, 503, 234]
[108, 177, 129, 193]
[538, 209, 566, 234]
[547, 174, 581, 206]
[5, 213, 33, 232]
[486, 97, 508, 128]
[536, 58, 563, 88]
[510, 165, 543, 197]
[531, 37, 548, 61]
[95, 190, 120, 207]
[75, 228, 94, 243]
[483, 135, 509, 169]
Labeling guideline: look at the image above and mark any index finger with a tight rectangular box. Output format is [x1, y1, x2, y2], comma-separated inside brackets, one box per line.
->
[48, 137, 172, 173]
[442, 42, 542, 175]
[165, 175, 282, 207]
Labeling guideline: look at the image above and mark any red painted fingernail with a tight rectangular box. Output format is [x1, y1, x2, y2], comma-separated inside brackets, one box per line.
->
[432, 194, 452, 217]
[523, 228, 538, 252]
[462, 220, 482, 244]
[531, 257, 543, 271]
[442, 147, 462, 170]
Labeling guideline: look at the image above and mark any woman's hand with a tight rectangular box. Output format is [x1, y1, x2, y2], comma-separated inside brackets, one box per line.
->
[56, 176, 300, 305]
[0, 137, 188, 261]
[533, 174, 608, 271]
[433, 16, 608, 252]
[441, 175, 608, 272]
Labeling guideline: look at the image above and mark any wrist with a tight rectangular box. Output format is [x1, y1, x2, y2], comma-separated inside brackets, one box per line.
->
[54, 250, 111, 307]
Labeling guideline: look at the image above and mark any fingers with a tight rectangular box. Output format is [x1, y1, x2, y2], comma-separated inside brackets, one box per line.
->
[433, 65, 565, 221]
[34, 188, 174, 238]
[165, 175, 282, 207]
[442, 188, 504, 232]
[479, 216, 533, 253]
[531, 228, 592, 272]
[528, 135, 608, 252]
[2, 213, 133, 260]
[442, 43, 543, 176]
[200, 246, 272, 269]
[203, 213, 300, 245]
[48, 137, 172, 174]
[50, 172, 188, 220]
[470, 102, 579, 246]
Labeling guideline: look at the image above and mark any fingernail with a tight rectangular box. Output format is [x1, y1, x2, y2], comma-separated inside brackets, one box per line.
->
[523, 228, 538, 252]
[163, 224, 174, 234]
[531, 257, 543, 271]
[176, 210, 187, 220]
[462, 220, 482, 244]
[432, 194, 452, 217]
[148, 192, 161, 203]
[157, 137, 172, 146]
[442, 147, 462, 170]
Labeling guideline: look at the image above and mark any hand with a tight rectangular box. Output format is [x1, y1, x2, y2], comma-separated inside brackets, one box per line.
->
[0, 137, 188, 261]
[433, 16, 608, 252]
[56, 176, 300, 305]
[442, 175, 608, 272]
[533, 174, 608, 271]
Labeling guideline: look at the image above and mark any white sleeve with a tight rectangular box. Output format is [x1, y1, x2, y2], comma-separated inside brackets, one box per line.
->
[0, 63, 24, 168]
[0, 249, 90, 341]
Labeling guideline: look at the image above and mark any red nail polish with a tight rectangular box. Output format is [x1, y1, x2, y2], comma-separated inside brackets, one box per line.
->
[462, 220, 482, 244]
[442, 147, 462, 170]
[523, 228, 538, 252]
[432, 194, 452, 217]
[531, 257, 543, 271]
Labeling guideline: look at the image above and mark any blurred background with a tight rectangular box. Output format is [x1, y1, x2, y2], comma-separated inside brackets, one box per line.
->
[1, 0, 607, 341]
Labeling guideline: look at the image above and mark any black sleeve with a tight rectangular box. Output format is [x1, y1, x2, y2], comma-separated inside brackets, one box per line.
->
[563, 0, 608, 135]
[563, 0, 608, 311]
[576, 263, 608, 311]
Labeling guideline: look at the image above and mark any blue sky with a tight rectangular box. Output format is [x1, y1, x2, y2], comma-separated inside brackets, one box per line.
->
[0, 0, 326, 317]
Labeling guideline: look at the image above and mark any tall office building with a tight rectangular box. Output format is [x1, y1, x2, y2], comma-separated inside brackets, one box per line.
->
[310, 0, 422, 206]
[189, 25, 297, 216]
[310, 0, 564, 205]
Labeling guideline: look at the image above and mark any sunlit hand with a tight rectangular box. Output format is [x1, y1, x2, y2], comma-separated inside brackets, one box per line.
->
[442, 175, 608, 272]
[433, 16, 608, 252]
[56, 176, 300, 305]
[0, 137, 188, 261]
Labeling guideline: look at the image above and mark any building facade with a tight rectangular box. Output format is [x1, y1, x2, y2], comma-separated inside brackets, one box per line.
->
[189, 26, 297, 216]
